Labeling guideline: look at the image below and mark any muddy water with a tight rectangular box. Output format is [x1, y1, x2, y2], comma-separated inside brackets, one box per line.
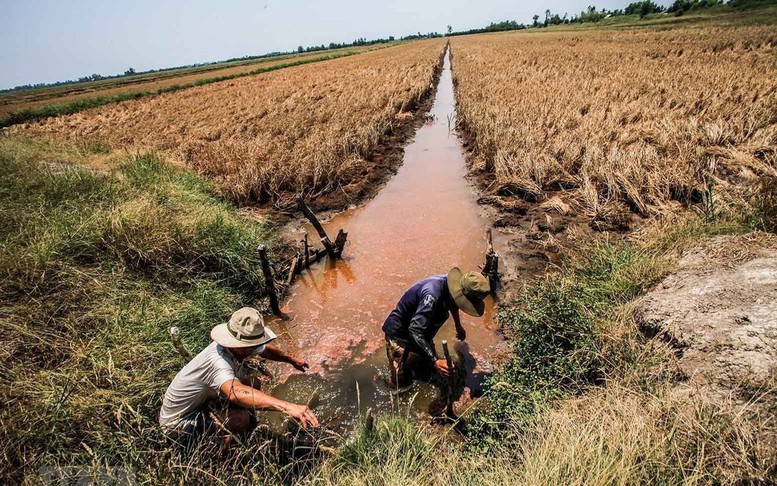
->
[263, 48, 507, 432]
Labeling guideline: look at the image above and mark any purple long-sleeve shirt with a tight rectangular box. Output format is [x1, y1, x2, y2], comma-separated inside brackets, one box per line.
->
[382, 275, 453, 362]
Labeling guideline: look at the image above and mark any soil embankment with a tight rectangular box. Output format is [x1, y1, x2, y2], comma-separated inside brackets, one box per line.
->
[636, 232, 777, 400]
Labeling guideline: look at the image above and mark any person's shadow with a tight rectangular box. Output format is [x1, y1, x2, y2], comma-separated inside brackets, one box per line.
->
[425, 340, 492, 418]
[453, 340, 490, 399]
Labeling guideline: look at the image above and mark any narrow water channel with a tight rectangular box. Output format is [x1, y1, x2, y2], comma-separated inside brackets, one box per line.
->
[264, 47, 507, 431]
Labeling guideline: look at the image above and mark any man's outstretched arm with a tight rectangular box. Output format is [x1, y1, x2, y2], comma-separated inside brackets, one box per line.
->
[408, 293, 453, 377]
[219, 379, 319, 428]
[259, 344, 309, 372]
[450, 307, 466, 341]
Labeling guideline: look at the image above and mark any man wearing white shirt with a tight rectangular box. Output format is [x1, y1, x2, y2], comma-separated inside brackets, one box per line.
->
[159, 307, 319, 436]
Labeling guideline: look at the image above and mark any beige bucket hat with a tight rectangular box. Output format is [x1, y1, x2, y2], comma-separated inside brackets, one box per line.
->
[447, 267, 491, 317]
[211, 307, 277, 348]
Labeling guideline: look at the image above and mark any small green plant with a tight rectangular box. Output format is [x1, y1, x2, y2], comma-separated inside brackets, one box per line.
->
[699, 178, 719, 223]
[76, 138, 111, 154]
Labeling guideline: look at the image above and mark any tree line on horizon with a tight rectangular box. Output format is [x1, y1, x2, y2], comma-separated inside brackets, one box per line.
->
[2, 32, 443, 94]
[3, 0, 764, 94]
[295, 31, 443, 54]
[447, 0, 730, 36]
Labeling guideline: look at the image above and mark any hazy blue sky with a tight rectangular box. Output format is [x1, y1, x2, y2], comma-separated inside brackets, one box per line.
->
[0, 0, 671, 89]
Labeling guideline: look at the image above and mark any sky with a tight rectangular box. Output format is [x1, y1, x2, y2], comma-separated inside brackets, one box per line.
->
[0, 0, 672, 90]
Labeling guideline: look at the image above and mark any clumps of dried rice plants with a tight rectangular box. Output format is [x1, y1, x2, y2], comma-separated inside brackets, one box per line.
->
[451, 27, 777, 225]
[15, 40, 445, 207]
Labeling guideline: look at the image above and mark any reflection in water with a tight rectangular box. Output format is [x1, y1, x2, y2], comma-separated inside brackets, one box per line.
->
[262, 47, 508, 432]
[294, 256, 358, 301]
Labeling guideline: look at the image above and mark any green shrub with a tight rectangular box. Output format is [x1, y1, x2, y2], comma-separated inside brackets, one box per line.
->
[466, 278, 600, 448]
[467, 240, 667, 449]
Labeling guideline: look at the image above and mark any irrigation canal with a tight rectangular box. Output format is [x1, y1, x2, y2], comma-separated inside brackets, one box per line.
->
[263, 47, 507, 432]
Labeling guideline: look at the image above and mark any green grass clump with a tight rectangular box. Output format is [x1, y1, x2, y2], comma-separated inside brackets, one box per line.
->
[466, 243, 648, 448]
[321, 417, 437, 483]
[0, 136, 283, 483]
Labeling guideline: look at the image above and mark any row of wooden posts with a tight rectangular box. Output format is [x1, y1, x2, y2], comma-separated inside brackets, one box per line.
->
[256, 196, 501, 319]
[257, 195, 348, 318]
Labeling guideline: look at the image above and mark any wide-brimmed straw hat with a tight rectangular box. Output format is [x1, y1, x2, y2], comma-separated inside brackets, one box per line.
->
[211, 307, 277, 348]
[447, 267, 491, 317]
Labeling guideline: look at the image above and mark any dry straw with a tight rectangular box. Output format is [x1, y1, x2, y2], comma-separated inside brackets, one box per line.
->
[451, 27, 777, 222]
[15, 40, 446, 206]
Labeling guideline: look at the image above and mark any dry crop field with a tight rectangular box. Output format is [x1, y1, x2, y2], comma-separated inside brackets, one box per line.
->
[14, 39, 445, 206]
[451, 26, 777, 226]
[0, 45, 383, 116]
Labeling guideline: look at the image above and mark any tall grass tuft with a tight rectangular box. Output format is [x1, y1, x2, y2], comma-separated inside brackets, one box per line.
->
[313, 417, 438, 484]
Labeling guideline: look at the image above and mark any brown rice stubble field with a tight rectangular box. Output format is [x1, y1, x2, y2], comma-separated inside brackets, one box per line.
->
[15, 39, 445, 207]
[451, 26, 777, 228]
[0, 46, 380, 116]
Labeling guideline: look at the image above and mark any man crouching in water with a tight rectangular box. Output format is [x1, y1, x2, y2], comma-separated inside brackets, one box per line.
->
[383, 267, 490, 389]
[159, 307, 319, 436]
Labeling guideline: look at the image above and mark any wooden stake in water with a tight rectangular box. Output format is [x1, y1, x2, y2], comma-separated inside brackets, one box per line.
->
[334, 229, 348, 257]
[257, 245, 283, 318]
[441, 340, 457, 420]
[286, 255, 299, 287]
[482, 227, 500, 292]
[303, 233, 310, 268]
[297, 195, 336, 259]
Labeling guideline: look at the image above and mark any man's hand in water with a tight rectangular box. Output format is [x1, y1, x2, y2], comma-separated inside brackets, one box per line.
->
[291, 357, 310, 372]
[260, 345, 310, 372]
[435, 359, 453, 378]
[456, 325, 466, 341]
[283, 403, 319, 429]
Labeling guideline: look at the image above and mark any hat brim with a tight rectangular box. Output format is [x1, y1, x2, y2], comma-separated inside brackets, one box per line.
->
[210, 323, 277, 348]
[447, 267, 486, 317]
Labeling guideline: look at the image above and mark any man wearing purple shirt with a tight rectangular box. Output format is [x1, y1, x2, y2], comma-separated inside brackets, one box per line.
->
[383, 267, 490, 388]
